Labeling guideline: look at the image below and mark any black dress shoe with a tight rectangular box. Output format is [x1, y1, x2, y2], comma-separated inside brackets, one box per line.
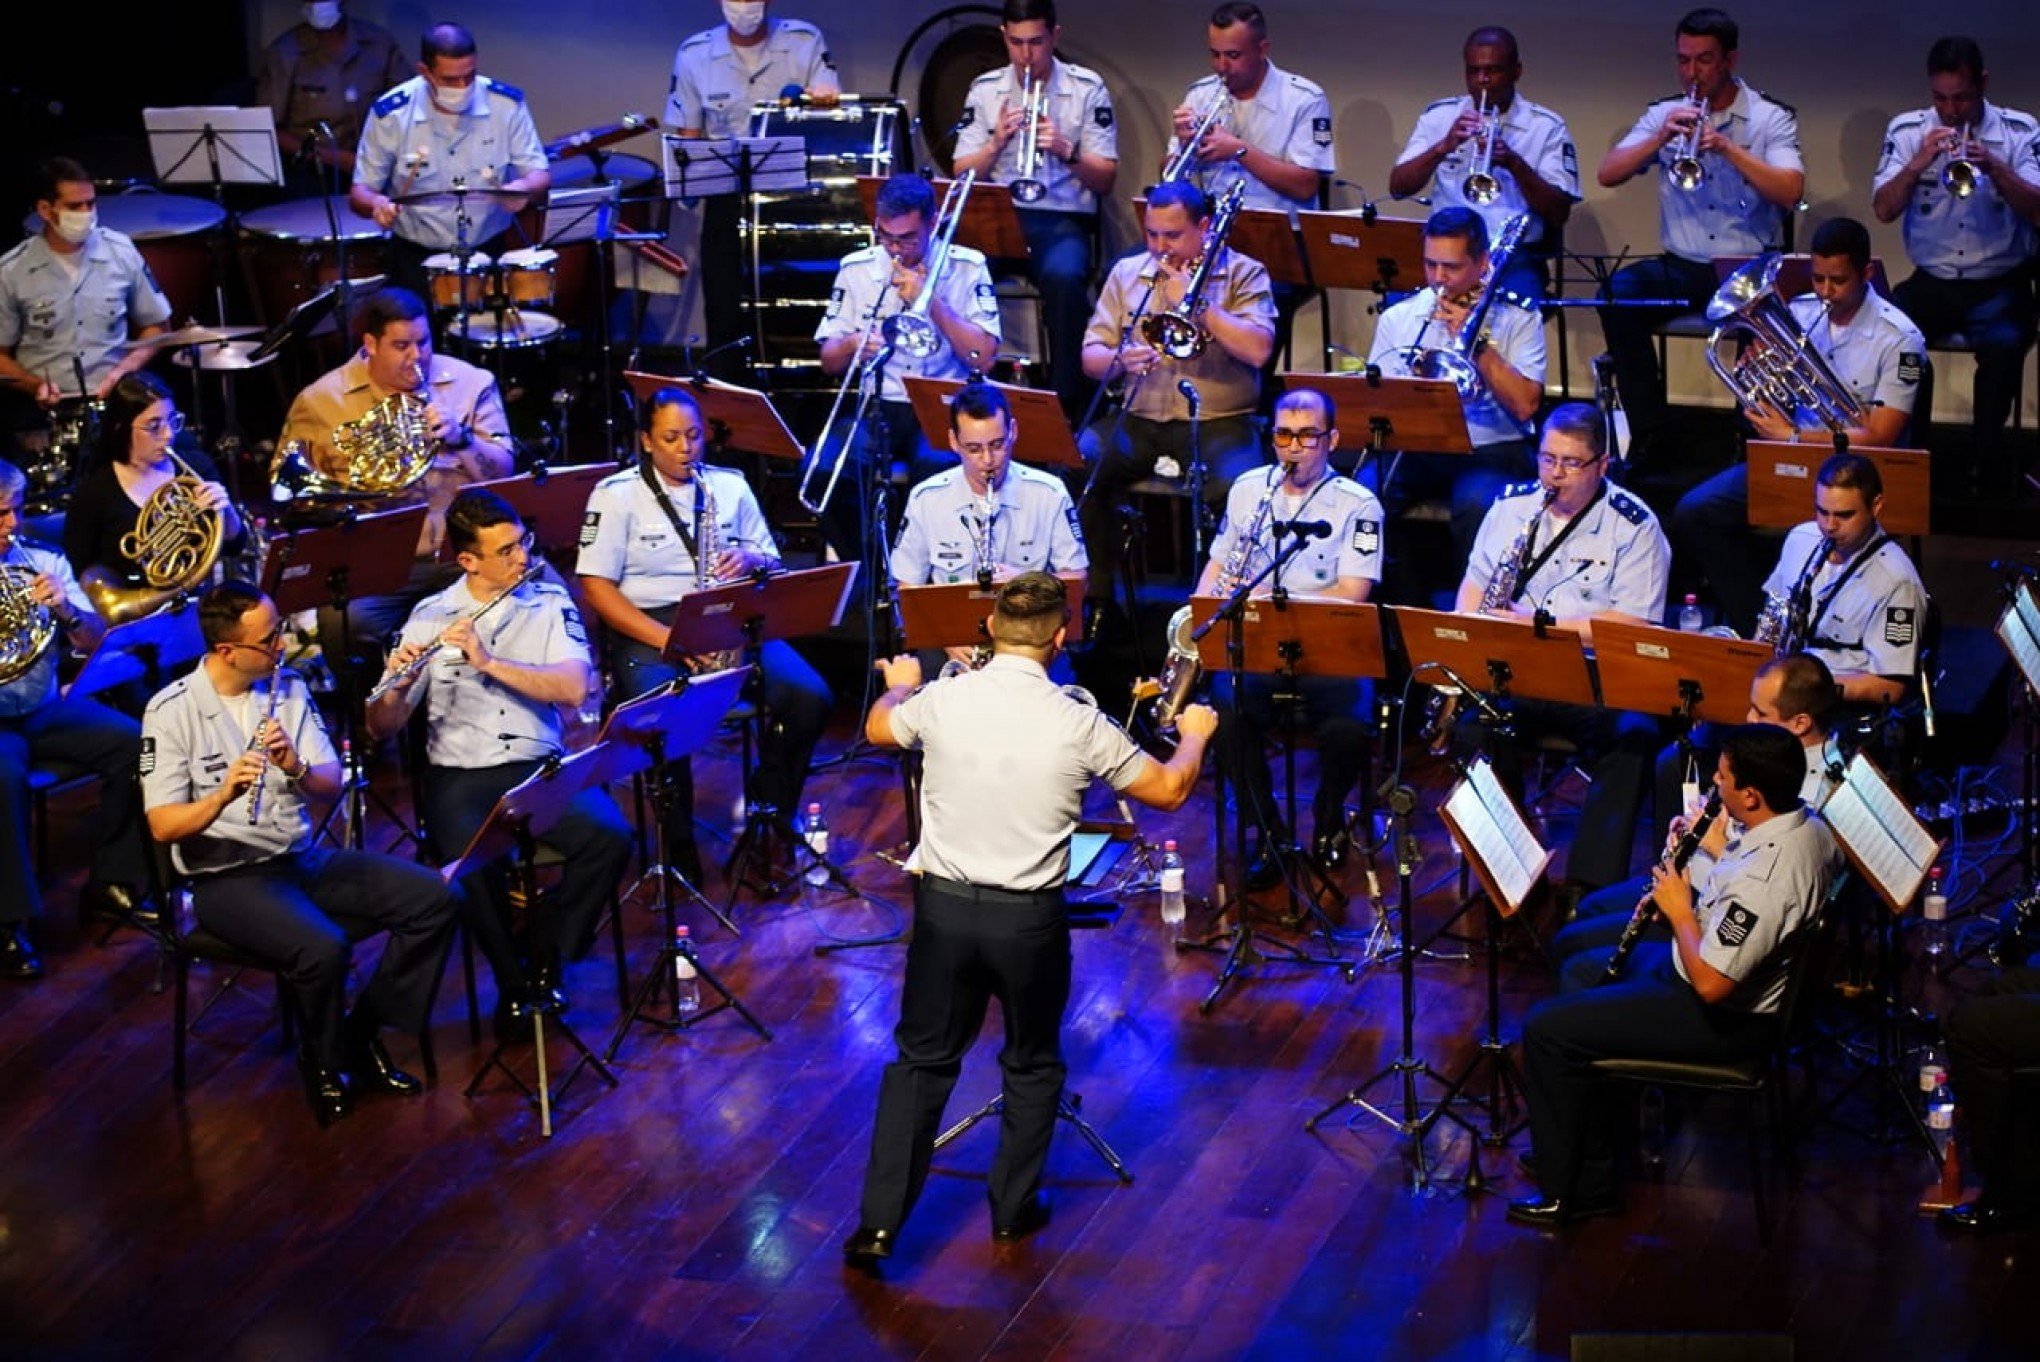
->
[1312, 827, 1351, 870]
[1244, 843, 1283, 892]
[0, 925, 43, 981]
[300, 1065, 355, 1128]
[1939, 1198, 2026, 1235]
[991, 1193, 1052, 1242]
[350, 1030, 423, 1096]
[842, 1226, 895, 1263]
[1506, 1192, 1621, 1228]
[82, 881, 156, 927]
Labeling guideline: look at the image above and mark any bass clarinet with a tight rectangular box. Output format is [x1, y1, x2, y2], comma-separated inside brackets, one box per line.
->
[1600, 787, 1724, 984]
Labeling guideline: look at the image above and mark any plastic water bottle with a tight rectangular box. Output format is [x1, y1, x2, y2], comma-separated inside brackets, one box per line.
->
[803, 802, 830, 887]
[1919, 1042, 1948, 1094]
[1922, 865, 1949, 959]
[1927, 1074, 1956, 1140]
[1678, 593, 1704, 633]
[1159, 840, 1186, 926]
[672, 925, 700, 1014]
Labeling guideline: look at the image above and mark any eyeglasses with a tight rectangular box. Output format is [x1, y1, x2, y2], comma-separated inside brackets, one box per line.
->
[957, 437, 1012, 458]
[478, 530, 535, 563]
[1270, 428, 1327, 448]
[224, 626, 285, 655]
[1537, 451, 1604, 472]
[138, 412, 185, 436]
[873, 226, 923, 249]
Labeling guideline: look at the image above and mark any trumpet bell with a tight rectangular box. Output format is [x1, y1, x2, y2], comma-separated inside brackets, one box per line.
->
[1670, 155, 1706, 192]
[1462, 171, 1502, 205]
[1942, 160, 1979, 199]
[1010, 177, 1047, 204]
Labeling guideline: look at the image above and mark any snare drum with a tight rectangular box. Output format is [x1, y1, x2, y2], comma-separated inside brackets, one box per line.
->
[441, 310, 564, 350]
[238, 196, 390, 329]
[496, 247, 559, 308]
[423, 252, 497, 311]
[22, 192, 227, 325]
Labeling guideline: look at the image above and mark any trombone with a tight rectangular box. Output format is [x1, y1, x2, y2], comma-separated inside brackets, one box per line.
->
[881, 170, 976, 359]
[1009, 68, 1049, 204]
[1139, 181, 1247, 361]
[1941, 124, 1982, 199]
[1669, 83, 1709, 192]
[1163, 87, 1233, 183]
[1461, 92, 1503, 205]
[798, 276, 895, 516]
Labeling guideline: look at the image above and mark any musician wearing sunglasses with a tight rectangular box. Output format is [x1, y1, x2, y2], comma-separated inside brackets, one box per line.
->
[1670, 217, 1925, 635]
[367, 490, 628, 1037]
[1365, 207, 1545, 560]
[1197, 387, 1381, 885]
[1452, 404, 1670, 897]
[1594, 8, 1803, 459]
[0, 462, 145, 981]
[142, 582, 455, 1126]
[813, 172, 1001, 562]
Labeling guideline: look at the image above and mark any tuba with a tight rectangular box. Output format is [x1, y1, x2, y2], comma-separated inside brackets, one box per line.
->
[0, 550, 59, 686]
[1140, 182, 1247, 361]
[1407, 212, 1532, 399]
[881, 171, 976, 359]
[79, 450, 227, 624]
[1703, 256, 1866, 435]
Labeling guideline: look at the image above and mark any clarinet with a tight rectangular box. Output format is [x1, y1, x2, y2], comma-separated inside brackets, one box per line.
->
[1600, 788, 1724, 984]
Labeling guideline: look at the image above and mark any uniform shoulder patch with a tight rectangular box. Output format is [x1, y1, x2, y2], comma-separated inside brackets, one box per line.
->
[1351, 517, 1381, 556]
[1607, 488, 1650, 525]
[1499, 480, 1541, 499]
[1312, 116, 1332, 148]
[1897, 351, 1924, 384]
[138, 735, 156, 777]
[486, 79, 526, 104]
[1094, 103, 1114, 129]
[580, 510, 602, 548]
[372, 86, 412, 118]
[1065, 503, 1085, 545]
[1884, 605, 1917, 647]
[561, 604, 589, 648]
[1421, 96, 1459, 114]
[1716, 902, 1758, 948]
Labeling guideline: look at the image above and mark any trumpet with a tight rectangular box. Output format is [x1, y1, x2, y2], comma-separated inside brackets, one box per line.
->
[245, 664, 288, 825]
[1941, 124, 1982, 199]
[366, 563, 542, 704]
[1139, 181, 1246, 361]
[1163, 87, 1233, 183]
[1669, 83, 1709, 192]
[1009, 68, 1049, 204]
[1601, 787, 1723, 984]
[1461, 92, 1503, 205]
[880, 170, 976, 359]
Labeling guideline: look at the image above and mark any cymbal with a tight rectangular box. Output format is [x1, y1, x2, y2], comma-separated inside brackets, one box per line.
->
[392, 186, 529, 207]
[137, 323, 267, 351]
[170, 340, 277, 373]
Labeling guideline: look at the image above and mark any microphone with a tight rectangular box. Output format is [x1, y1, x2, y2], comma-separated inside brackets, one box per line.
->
[1273, 519, 1332, 541]
[690, 333, 754, 381]
[1177, 379, 1201, 413]
[1422, 661, 1509, 730]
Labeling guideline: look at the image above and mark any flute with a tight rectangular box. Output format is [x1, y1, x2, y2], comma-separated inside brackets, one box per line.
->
[245, 668, 288, 825]
[365, 565, 542, 704]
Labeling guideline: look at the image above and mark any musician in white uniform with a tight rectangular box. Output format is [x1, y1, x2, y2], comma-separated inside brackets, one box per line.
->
[1453, 403, 1670, 894]
[367, 490, 629, 1033]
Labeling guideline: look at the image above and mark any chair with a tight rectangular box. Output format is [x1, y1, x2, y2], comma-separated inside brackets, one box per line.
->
[1587, 873, 1846, 1243]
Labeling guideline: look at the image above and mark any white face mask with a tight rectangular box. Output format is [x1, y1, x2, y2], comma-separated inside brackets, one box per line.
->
[302, 2, 342, 31]
[722, 2, 767, 38]
[429, 79, 477, 115]
[52, 208, 96, 245]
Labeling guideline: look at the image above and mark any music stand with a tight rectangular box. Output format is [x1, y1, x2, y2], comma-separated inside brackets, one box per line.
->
[454, 741, 642, 1136]
[858, 176, 1030, 260]
[902, 376, 1084, 471]
[143, 106, 284, 192]
[261, 504, 429, 852]
[466, 464, 610, 556]
[1298, 210, 1426, 301]
[1281, 370, 1472, 492]
[896, 579, 1088, 650]
[1592, 620, 1771, 725]
[70, 600, 205, 701]
[602, 670, 771, 1062]
[535, 181, 641, 456]
[623, 370, 805, 462]
[1389, 606, 1597, 710]
[1746, 441, 1930, 538]
[661, 135, 809, 199]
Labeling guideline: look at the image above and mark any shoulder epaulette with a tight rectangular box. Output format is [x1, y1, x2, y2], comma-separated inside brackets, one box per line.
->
[1607, 488, 1650, 525]
[1499, 480, 1541, 499]
[371, 86, 412, 119]
[485, 79, 525, 104]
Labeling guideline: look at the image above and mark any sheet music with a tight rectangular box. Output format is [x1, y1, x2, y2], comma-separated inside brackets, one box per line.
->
[1444, 759, 1550, 911]
[1997, 596, 2040, 694]
[1823, 754, 1938, 908]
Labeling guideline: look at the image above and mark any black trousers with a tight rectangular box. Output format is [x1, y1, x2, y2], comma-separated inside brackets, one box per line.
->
[1891, 267, 2034, 472]
[421, 759, 632, 1005]
[1598, 253, 1719, 444]
[1947, 966, 2040, 1213]
[1210, 671, 1369, 843]
[857, 877, 1072, 1234]
[0, 694, 146, 921]
[1523, 941, 1777, 1203]
[1671, 462, 1782, 637]
[1076, 412, 1262, 585]
[191, 847, 456, 1070]
[1550, 873, 1659, 991]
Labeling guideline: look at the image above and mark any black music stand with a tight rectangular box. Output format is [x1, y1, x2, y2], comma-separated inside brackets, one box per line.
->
[455, 741, 640, 1136]
[602, 670, 772, 1061]
[465, 464, 610, 557]
[261, 503, 429, 853]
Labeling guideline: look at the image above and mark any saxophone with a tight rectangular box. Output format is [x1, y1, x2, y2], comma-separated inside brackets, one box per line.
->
[1752, 534, 1833, 654]
[1423, 487, 1555, 753]
[691, 470, 744, 674]
[1147, 471, 1279, 730]
[940, 488, 1000, 676]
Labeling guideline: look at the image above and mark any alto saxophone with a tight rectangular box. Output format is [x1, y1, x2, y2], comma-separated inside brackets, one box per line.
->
[1146, 471, 1279, 731]
[691, 470, 744, 674]
[1423, 486, 1555, 753]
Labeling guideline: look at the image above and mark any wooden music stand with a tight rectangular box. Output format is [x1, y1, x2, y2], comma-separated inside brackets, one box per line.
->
[897, 578, 1088, 650]
[1186, 595, 1385, 678]
[1389, 606, 1597, 708]
[1282, 371, 1473, 456]
[623, 369, 804, 462]
[1297, 210, 1427, 299]
[901, 375, 1084, 470]
[1130, 195, 1309, 288]
[856, 175, 1029, 259]
[1591, 619, 1772, 726]
[260, 503, 427, 614]
[467, 464, 610, 556]
[658, 562, 858, 664]
[1745, 440, 1930, 537]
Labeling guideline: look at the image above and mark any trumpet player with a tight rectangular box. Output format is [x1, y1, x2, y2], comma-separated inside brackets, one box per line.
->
[1595, 8, 1803, 459]
[1872, 36, 2040, 495]
[1388, 26, 1579, 301]
[1671, 218, 1926, 634]
[0, 462, 146, 982]
[367, 490, 628, 1038]
[813, 171, 1002, 562]
[1077, 181, 1275, 590]
[142, 582, 456, 1126]
[1165, 5, 1332, 216]
[952, 0, 1119, 413]
[1198, 387, 1382, 885]
[1365, 207, 1546, 559]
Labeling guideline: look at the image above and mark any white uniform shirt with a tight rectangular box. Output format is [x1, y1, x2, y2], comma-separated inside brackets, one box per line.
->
[814, 244, 1002, 403]
[1873, 101, 2040, 280]
[891, 463, 1087, 586]
[391, 574, 590, 769]
[1778, 291, 1926, 427]
[1762, 523, 1927, 681]
[1395, 92, 1580, 246]
[664, 18, 838, 137]
[353, 75, 549, 250]
[1672, 805, 1838, 1013]
[1616, 78, 1802, 263]
[576, 464, 777, 610]
[1463, 479, 1670, 624]
[0, 540, 93, 717]
[0, 230, 171, 398]
[953, 60, 1118, 215]
[1204, 465, 1384, 593]
[1168, 63, 1333, 217]
[1368, 287, 1545, 447]
[889, 653, 1148, 891]
[141, 664, 338, 876]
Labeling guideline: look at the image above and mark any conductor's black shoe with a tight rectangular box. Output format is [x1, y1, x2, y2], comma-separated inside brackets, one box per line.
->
[349, 1029, 423, 1096]
[82, 880, 156, 928]
[1312, 827, 1351, 870]
[492, 999, 536, 1043]
[0, 925, 43, 980]
[842, 1226, 895, 1263]
[1939, 1198, 2026, 1235]
[300, 1064, 355, 1128]
[1245, 843, 1283, 892]
[991, 1193, 1052, 1242]
[1505, 1193, 1621, 1228]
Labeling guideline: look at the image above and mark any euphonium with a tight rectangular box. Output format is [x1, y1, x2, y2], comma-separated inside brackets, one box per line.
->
[1140, 182, 1247, 362]
[1941, 124, 1981, 199]
[1460, 91, 1503, 205]
[1703, 256, 1866, 435]
[0, 549, 58, 686]
[1163, 87, 1233, 183]
[1009, 68, 1049, 204]
[1669, 83, 1709, 192]
[1149, 470, 1277, 732]
[881, 170, 976, 360]
[79, 449, 228, 624]
[1408, 212, 1532, 400]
